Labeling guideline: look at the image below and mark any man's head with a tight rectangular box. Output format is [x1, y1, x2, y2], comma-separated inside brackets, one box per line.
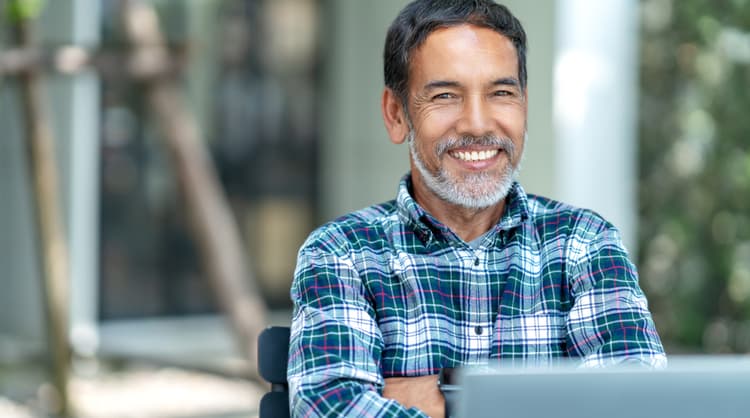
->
[381, 0, 528, 210]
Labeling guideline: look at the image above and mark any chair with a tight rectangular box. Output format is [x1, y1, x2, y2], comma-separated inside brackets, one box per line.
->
[258, 326, 291, 418]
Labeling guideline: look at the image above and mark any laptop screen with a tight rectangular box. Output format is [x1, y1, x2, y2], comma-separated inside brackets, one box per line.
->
[456, 356, 750, 418]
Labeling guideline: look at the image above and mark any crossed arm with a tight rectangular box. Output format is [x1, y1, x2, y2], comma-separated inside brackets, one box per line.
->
[383, 375, 444, 418]
[287, 300, 444, 417]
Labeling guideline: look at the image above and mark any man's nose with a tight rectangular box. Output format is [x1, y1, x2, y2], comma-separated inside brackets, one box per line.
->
[456, 95, 493, 137]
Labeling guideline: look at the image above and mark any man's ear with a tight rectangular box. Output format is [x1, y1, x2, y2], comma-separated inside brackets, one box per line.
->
[381, 88, 409, 144]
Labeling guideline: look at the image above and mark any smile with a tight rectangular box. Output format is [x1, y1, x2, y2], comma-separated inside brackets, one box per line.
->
[449, 149, 499, 162]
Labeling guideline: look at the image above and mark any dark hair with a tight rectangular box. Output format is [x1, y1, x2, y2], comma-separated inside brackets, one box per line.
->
[384, 0, 527, 104]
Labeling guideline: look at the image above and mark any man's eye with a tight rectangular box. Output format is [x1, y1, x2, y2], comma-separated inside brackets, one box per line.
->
[432, 92, 455, 100]
[493, 90, 512, 97]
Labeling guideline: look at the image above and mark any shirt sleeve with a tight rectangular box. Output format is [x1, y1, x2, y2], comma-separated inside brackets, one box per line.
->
[564, 223, 667, 367]
[287, 233, 429, 418]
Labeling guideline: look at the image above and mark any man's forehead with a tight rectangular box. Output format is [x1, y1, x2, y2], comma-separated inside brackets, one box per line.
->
[409, 24, 517, 69]
[418, 24, 514, 52]
[408, 24, 519, 83]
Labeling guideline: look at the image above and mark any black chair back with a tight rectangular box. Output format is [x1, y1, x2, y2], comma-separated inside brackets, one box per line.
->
[258, 326, 291, 418]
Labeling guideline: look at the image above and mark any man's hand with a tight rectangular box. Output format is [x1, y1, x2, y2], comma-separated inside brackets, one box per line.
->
[383, 375, 445, 418]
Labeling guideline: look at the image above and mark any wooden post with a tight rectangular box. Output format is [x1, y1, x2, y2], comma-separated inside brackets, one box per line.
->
[13, 18, 72, 418]
[120, 0, 269, 380]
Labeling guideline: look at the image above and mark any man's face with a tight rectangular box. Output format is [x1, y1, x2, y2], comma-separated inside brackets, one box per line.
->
[405, 24, 527, 209]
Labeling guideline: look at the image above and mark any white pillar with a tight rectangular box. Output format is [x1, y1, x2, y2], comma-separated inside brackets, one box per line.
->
[38, 0, 102, 356]
[554, 0, 640, 251]
[68, 0, 102, 357]
[0, 0, 101, 357]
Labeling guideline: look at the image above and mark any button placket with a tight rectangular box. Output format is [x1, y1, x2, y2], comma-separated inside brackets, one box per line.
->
[466, 247, 492, 358]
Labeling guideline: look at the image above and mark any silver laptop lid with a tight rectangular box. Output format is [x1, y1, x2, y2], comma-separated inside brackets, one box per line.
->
[457, 356, 750, 418]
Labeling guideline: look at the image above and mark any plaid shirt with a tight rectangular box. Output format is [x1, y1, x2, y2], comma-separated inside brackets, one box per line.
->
[288, 175, 665, 417]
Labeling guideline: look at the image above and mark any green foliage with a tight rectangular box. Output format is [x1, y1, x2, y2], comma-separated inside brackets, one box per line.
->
[638, 0, 750, 353]
[5, 0, 45, 22]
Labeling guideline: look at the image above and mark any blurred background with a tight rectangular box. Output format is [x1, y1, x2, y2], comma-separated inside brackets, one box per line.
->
[0, 0, 748, 416]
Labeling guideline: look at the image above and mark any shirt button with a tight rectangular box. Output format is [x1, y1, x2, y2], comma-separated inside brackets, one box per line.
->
[474, 326, 484, 335]
[473, 257, 480, 266]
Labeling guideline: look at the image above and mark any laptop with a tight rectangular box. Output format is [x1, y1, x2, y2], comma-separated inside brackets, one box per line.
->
[455, 356, 750, 418]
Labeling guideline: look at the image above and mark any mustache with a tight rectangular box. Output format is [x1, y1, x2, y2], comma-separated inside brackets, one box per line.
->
[435, 135, 516, 160]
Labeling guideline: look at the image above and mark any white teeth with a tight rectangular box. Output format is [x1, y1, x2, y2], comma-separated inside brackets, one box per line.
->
[453, 149, 499, 162]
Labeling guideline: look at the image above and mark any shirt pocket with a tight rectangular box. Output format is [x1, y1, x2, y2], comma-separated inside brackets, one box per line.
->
[491, 310, 567, 366]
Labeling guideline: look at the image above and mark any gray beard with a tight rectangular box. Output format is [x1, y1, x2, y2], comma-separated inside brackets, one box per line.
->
[407, 129, 522, 209]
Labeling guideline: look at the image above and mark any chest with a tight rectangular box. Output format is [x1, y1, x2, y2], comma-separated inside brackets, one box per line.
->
[365, 240, 573, 375]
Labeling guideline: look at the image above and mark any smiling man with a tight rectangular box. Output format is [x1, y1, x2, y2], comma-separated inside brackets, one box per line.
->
[287, 1, 666, 417]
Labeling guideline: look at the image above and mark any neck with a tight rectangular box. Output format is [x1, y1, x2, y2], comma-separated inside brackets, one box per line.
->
[412, 181, 506, 242]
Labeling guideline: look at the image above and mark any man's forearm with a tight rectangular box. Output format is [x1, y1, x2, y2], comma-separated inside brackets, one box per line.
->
[383, 375, 445, 418]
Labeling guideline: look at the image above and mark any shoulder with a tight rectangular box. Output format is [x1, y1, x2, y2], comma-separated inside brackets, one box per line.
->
[299, 200, 399, 255]
[524, 193, 615, 243]
[524, 194, 634, 291]
[292, 201, 399, 301]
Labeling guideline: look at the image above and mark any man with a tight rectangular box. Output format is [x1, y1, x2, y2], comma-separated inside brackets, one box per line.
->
[287, 1, 666, 417]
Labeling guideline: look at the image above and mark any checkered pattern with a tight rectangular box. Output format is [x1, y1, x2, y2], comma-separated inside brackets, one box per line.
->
[288, 175, 666, 417]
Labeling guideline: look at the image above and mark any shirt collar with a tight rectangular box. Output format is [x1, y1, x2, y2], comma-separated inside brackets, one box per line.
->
[494, 180, 530, 232]
[395, 173, 530, 244]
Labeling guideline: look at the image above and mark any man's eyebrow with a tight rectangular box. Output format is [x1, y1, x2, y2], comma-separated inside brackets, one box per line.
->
[491, 77, 520, 87]
[423, 80, 461, 91]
